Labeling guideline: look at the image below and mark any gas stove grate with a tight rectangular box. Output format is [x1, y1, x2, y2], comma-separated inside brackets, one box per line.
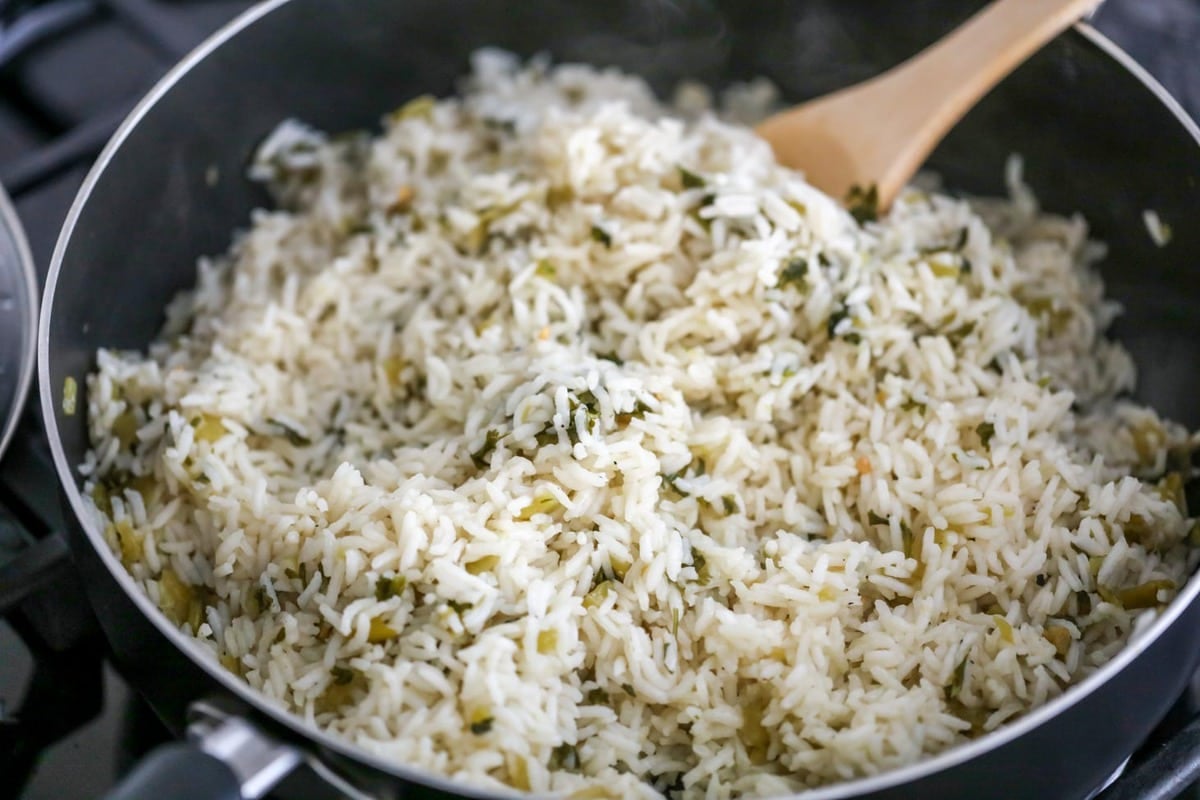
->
[0, 0, 213, 191]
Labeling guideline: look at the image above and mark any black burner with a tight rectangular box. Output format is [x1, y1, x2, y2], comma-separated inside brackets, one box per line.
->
[0, 1, 1198, 798]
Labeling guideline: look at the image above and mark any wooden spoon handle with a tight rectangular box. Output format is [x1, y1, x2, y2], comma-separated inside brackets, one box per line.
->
[860, 0, 1102, 200]
[758, 0, 1101, 207]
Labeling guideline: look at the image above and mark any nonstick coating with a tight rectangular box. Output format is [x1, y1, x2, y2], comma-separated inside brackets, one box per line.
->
[38, 1, 1200, 798]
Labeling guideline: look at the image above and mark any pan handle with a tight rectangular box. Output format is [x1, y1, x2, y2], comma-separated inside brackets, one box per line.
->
[101, 743, 243, 800]
[102, 709, 303, 800]
[103, 700, 382, 800]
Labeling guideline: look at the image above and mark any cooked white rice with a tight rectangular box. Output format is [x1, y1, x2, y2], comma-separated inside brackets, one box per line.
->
[83, 51, 1198, 798]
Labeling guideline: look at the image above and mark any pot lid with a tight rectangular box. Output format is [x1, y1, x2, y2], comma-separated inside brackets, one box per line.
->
[0, 183, 39, 462]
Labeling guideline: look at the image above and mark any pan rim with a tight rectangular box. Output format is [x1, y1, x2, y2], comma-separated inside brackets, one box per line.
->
[35, 4, 1200, 798]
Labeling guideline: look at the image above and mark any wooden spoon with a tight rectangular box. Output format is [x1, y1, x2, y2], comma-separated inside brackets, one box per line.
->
[755, 0, 1101, 212]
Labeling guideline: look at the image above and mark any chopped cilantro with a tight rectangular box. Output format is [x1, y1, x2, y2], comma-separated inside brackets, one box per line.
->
[945, 656, 969, 700]
[267, 418, 311, 447]
[470, 428, 502, 469]
[901, 521, 916, 558]
[678, 165, 706, 189]
[845, 183, 879, 224]
[662, 472, 688, 497]
[597, 351, 624, 366]
[827, 306, 850, 338]
[550, 742, 580, 770]
[976, 421, 996, 450]
[374, 573, 407, 601]
[779, 257, 808, 289]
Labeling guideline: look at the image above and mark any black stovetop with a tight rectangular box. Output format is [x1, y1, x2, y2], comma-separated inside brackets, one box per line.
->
[1, 1, 1198, 798]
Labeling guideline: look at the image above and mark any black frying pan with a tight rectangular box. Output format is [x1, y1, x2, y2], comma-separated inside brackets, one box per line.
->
[35, 1, 1200, 798]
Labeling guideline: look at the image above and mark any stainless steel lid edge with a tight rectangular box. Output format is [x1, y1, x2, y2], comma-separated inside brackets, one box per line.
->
[0, 181, 40, 461]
